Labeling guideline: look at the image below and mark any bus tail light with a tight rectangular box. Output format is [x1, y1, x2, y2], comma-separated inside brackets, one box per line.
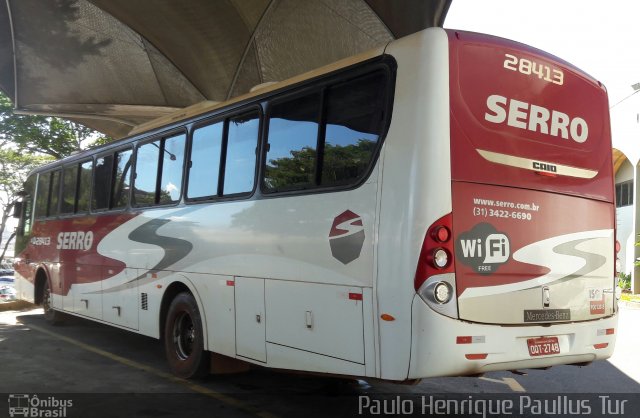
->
[415, 214, 458, 318]
[415, 213, 455, 291]
[432, 249, 450, 269]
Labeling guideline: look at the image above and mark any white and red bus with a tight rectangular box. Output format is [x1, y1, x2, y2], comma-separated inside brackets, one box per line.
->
[14, 28, 617, 381]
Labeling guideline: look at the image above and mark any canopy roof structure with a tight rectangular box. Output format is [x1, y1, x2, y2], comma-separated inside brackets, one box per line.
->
[0, 0, 451, 139]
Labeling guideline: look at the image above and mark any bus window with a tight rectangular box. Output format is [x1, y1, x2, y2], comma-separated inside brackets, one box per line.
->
[134, 140, 160, 206]
[93, 155, 113, 211]
[264, 93, 320, 192]
[322, 72, 385, 186]
[20, 175, 36, 236]
[112, 149, 132, 209]
[61, 165, 78, 214]
[188, 122, 223, 199]
[223, 112, 259, 195]
[48, 170, 61, 217]
[77, 161, 92, 213]
[159, 134, 186, 204]
[34, 172, 51, 218]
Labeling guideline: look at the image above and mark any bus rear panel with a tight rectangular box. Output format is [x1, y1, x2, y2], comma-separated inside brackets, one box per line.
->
[409, 30, 615, 378]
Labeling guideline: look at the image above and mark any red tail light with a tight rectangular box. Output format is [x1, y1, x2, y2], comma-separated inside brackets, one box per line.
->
[415, 213, 455, 291]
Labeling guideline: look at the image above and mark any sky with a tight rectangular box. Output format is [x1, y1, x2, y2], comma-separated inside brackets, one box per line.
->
[444, 0, 640, 107]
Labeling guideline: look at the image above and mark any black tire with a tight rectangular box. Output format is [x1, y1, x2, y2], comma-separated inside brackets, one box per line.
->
[164, 292, 209, 379]
[42, 280, 63, 325]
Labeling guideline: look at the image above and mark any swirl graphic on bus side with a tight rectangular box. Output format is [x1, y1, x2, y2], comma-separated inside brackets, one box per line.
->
[329, 210, 365, 265]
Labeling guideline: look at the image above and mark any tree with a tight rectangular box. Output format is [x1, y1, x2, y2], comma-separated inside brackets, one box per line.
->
[264, 139, 377, 190]
[0, 93, 110, 159]
[0, 148, 52, 261]
[0, 91, 111, 261]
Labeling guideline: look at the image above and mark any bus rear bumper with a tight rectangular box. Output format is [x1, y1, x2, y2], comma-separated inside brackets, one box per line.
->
[408, 294, 618, 379]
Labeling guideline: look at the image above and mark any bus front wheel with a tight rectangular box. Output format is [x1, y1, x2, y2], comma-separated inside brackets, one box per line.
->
[164, 292, 210, 379]
[42, 280, 63, 325]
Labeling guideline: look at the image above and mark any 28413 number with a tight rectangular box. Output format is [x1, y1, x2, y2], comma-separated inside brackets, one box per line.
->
[504, 53, 564, 85]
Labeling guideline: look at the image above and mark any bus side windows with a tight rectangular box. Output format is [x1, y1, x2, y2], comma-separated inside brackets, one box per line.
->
[187, 112, 259, 200]
[134, 133, 186, 206]
[134, 140, 161, 206]
[20, 175, 36, 235]
[322, 72, 385, 187]
[34, 172, 51, 218]
[77, 161, 93, 213]
[112, 148, 133, 209]
[223, 112, 259, 195]
[48, 170, 61, 217]
[159, 134, 186, 204]
[188, 122, 223, 199]
[93, 155, 114, 211]
[263, 70, 388, 193]
[34, 169, 63, 219]
[61, 165, 79, 214]
[264, 93, 321, 192]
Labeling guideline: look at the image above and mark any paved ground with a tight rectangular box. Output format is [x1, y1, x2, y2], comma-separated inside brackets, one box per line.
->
[0, 304, 638, 417]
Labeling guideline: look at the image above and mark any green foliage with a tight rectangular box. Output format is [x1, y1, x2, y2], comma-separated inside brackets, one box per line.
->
[0, 91, 111, 260]
[617, 272, 631, 291]
[0, 149, 52, 194]
[265, 139, 376, 190]
[0, 92, 111, 159]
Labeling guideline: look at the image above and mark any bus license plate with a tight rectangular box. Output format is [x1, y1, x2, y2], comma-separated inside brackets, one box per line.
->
[527, 337, 560, 357]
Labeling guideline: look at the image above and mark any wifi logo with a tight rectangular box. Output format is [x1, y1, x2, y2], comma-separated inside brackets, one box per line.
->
[455, 223, 511, 274]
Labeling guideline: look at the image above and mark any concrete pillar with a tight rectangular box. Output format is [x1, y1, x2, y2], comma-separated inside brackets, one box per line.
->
[633, 163, 640, 294]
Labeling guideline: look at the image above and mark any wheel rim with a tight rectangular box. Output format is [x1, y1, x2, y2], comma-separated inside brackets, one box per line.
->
[43, 283, 53, 316]
[173, 311, 196, 361]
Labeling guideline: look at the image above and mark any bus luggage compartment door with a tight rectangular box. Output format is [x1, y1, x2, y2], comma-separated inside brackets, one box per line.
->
[265, 280, 365, 365]
[235, 277, 266, 362]
[101, 267, 139, 330]
[72, 263, 103, 319]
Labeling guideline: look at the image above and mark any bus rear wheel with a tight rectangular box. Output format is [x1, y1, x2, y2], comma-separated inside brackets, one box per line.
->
[164, 292, 209, 379]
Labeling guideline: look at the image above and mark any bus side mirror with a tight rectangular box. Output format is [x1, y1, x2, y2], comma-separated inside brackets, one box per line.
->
[12, 201, 22, 218]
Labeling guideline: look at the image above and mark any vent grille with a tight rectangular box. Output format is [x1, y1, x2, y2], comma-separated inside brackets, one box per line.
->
[141, 293, 148, 310]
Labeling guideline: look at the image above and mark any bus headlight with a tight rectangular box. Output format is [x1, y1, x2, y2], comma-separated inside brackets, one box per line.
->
[434, 282, 452, 304]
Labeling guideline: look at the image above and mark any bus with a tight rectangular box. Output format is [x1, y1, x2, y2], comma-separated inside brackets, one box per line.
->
[13, 27, 617, 381]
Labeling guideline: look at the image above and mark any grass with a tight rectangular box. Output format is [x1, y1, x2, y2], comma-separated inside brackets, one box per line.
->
[621, 293, 640, 303]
